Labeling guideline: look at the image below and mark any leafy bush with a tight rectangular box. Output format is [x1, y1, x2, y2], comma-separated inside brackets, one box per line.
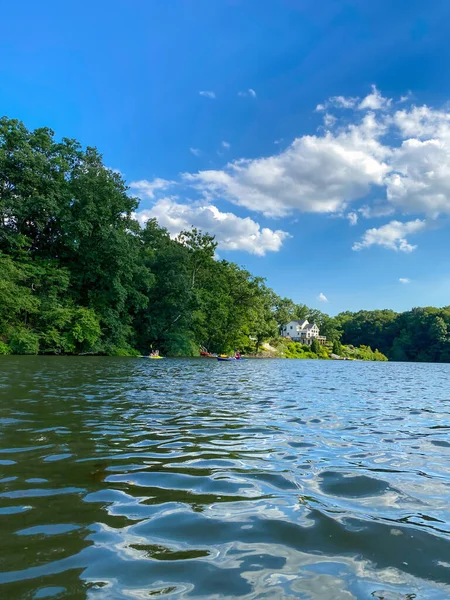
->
[341, 344, 388, 361]
[9, 329, 40, 354]
[0, 341, 11, 355]
[70, 307, 101, 349]
[332, 340, 342, 355]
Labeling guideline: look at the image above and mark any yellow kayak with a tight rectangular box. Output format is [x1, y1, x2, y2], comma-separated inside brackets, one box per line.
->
[141, 355, 164, 359]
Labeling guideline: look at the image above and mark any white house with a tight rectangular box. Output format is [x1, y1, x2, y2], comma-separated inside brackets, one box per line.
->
[280, 319, 326, 345]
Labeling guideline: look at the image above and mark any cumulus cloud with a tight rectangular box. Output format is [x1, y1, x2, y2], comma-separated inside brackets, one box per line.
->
[221, 141, 231, 149]
[186, 113, 390, 217]
[352, 219, 426, 252]
[186, 90, 450, 228]
[190, 147, 201, 157]
[383, 108, 450, 216]
[399, 278, 411, 284]
[135, 198, 290, 256]
[391, 105, 450, 139]
[129, 178, 174, 199]
[317, 292, 328, 303]
[358, 85, 392, 111]
[238, 89, 257, 98]
[199, 90, 216, 99]
[131, 88, 450, 253]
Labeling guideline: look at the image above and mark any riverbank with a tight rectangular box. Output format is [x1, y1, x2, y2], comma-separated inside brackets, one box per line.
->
[0, 343, 388, 361]
[249, 340, 388, 361]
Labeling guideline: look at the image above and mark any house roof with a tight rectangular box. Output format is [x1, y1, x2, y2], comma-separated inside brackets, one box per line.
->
[293, 319, 308, 327]
[283, 319, 319, 331]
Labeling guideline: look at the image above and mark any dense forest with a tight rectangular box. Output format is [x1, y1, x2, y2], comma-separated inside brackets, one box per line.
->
[0, 117, 448, 362]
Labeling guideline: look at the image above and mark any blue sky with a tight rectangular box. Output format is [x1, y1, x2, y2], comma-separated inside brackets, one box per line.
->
[2, 0, 450, 314]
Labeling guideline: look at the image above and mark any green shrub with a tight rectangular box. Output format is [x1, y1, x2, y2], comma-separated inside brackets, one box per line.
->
[109, 345, 141, 357]
[9, 329, 40, 354]
[0, 341, 11, 355]
[332, 340, 342, 355]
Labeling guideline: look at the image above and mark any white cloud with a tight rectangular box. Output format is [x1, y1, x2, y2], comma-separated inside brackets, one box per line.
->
[221, 141, 231, 149]
[330, 95, 358, 109]
[135, 198, 290, 256]
[274, 138, 284, 145]
[385, 139, 450, 215]
[399, 91, 412, 104]
[392, 105, 450, 139]
[131, 89, 450, 253]
[358, 204, 395, 219]
[399, 278, 411, 284]
[199, 91, 216, 99]
[382, 108, 450, 216]
[238, 89, 257, 98]
[347, 212, 358, 226]
[352, 219, 426, 252]
[129, 178, 174, 199]
[187, 113, 390, 217]
[358, 85, 392, 111]
[186, 91, 450, 224]
[190, 147, 201, 157]
[317, 292, 328, 303]
[316, 96, 359, 111]
[323, 113, 337, 128]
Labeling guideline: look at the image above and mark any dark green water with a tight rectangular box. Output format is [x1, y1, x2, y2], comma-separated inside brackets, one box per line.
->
[1, 358, 450, 599]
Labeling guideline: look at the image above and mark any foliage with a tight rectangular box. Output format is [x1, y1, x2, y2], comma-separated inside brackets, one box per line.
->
[282, 341, 319, 359]
[0, 341, 11, 355]
[341, 344, 388, 361]
[338, 307, 450, 362]
[310, 338, 321, 355]
[332, 339, 342, 355]
[9, 329, 40, 354]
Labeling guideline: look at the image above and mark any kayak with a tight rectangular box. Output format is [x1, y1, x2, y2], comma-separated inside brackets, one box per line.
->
[217, 357, 244, 362]
[141, 355, 164, 359]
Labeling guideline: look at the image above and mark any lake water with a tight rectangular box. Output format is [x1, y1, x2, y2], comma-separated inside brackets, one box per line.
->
[1, 357, 450, 599]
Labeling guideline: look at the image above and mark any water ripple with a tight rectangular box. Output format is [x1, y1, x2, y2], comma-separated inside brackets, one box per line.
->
[0, 356, 450, 598]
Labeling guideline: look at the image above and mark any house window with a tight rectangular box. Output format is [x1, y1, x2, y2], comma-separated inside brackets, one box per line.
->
[290, 325, 293, 329]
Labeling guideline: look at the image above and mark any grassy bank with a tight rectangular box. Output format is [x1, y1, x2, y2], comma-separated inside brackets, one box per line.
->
[257, 339, 388, 361]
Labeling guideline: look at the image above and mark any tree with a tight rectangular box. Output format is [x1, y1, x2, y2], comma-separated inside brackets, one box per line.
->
[310, 338, 321, 355]
[332, 339, 342, 355]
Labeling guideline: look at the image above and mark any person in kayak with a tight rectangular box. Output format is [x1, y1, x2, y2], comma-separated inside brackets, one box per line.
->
[235, 351, 241, 359]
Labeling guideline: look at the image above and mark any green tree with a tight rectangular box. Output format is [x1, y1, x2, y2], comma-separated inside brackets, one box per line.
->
[332, 339, 342, 355]
[310, 338, 321, 355]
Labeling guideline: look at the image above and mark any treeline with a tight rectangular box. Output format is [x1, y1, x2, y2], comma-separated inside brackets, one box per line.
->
[336, 308, 450, 362]
[0, 117, 447, 361]
[0, 117, 283, 356]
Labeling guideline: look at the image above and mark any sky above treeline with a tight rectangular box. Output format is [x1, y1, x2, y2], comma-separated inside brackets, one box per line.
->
[2, 0, 450, 315]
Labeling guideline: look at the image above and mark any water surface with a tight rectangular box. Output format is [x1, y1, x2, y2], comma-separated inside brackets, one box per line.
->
[1, 357, 450, 599]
